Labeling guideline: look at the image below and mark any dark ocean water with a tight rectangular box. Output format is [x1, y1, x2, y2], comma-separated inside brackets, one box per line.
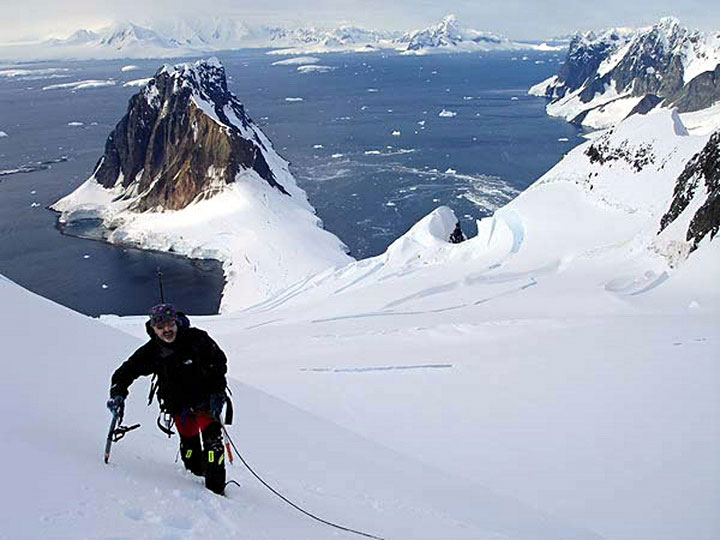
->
[0, 48, 580, 315]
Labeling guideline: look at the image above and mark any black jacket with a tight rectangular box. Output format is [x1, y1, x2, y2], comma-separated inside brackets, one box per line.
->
[110, 323, 228, 414]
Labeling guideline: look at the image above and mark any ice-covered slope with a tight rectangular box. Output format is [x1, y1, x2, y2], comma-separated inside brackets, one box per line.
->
[110, 107, 719, 540]
[0, 273, 602, 540]
[52, 58, 351, 311]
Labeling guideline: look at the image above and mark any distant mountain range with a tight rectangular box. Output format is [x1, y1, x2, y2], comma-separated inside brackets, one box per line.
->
[530, 17, 720, 128]
[1, 15, 558, 60]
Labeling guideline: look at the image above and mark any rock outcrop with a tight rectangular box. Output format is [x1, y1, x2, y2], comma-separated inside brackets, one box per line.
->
[660, 130, 720, 251]
[91, 57, 287, 212]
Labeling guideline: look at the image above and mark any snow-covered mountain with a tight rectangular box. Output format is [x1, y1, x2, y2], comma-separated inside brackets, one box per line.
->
[396, 14, 530, 54]
[530, 17, 720, 128]
[40, 22, 198, 59]
[51, 58, 351, 310]
[2, 16, 548, 60]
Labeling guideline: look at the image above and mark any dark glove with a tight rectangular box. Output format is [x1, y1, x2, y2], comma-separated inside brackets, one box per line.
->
[107, 395, 125, 416]
[209, 393, 225, 420]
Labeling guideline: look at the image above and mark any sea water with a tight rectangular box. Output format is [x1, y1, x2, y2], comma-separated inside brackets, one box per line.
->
[0, 48, 580, 315]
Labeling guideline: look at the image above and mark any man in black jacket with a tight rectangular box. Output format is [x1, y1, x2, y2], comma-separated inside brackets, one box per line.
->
[107, 303, 228, 494]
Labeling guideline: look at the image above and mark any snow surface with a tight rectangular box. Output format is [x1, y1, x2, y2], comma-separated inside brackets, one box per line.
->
[93, 107, 720, 540]
[297, 65, 334, 73]
[123, 77, 152, 87]
[271, 56, 320, 66]
[680, 101, 720, 135]
[4, 55, 720, 540]
[42, 79, 116, 91]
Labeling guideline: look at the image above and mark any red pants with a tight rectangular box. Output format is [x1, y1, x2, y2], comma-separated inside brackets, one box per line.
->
[173, 411, 214, 437]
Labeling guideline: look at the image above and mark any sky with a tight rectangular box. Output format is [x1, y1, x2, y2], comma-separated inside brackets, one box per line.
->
[1, 0, 718, 42]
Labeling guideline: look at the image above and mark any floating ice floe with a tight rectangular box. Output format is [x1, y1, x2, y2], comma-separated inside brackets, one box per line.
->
[417, 120, 426, 126]
[285, 97, 304, 102]
[121, 65, 138, 72]
[272, 56, 320, 66]
[331, 153, 344, 158]
[123, 78, 151, 87]
[297, 65, 334, 74]
[445, 168, 457, 174]
[0, 131, 7, 138]
[438, 109, 457, 118]
[364, 150, 382, 155]
[67, 122, 84, 127]
[42, 79, 116, 91]
[30, 202, 41, 208]
[0, 68, 70, 79]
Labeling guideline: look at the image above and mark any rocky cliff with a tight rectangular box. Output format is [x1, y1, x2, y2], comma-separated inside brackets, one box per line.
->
[92, 57, 287, 212]
[660, 129, 720, 251]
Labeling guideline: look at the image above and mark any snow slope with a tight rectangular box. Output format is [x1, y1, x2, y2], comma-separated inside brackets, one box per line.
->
[0, 273, 602, 540]
[99, 107, 720, 540]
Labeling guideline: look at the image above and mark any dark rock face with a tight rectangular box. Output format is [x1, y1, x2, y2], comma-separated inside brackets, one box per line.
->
[584, 130, 656, 172]
[670, 65, 720, 112]
[93, 59, 288, 212]
[659, 130, 720, 250]
[626, 94, 663, 117]
[549, 32, 623, 100]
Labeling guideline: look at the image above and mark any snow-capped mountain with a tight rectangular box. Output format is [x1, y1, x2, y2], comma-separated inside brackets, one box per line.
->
[51, 58, 351, 310]
[42, 22, 195, 58]
[270, 25, 397, 50]
[530, 17, 720, 128]
[396, 14, 525, 54]
[2, 16, 549, 60]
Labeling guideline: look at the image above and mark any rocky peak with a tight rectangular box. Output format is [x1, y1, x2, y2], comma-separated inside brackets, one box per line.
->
[92, 57, 287, 212]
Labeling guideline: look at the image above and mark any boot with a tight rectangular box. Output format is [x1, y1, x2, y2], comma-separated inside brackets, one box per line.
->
[179, 434, 204, 477]
[204, 442, 226, 495]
